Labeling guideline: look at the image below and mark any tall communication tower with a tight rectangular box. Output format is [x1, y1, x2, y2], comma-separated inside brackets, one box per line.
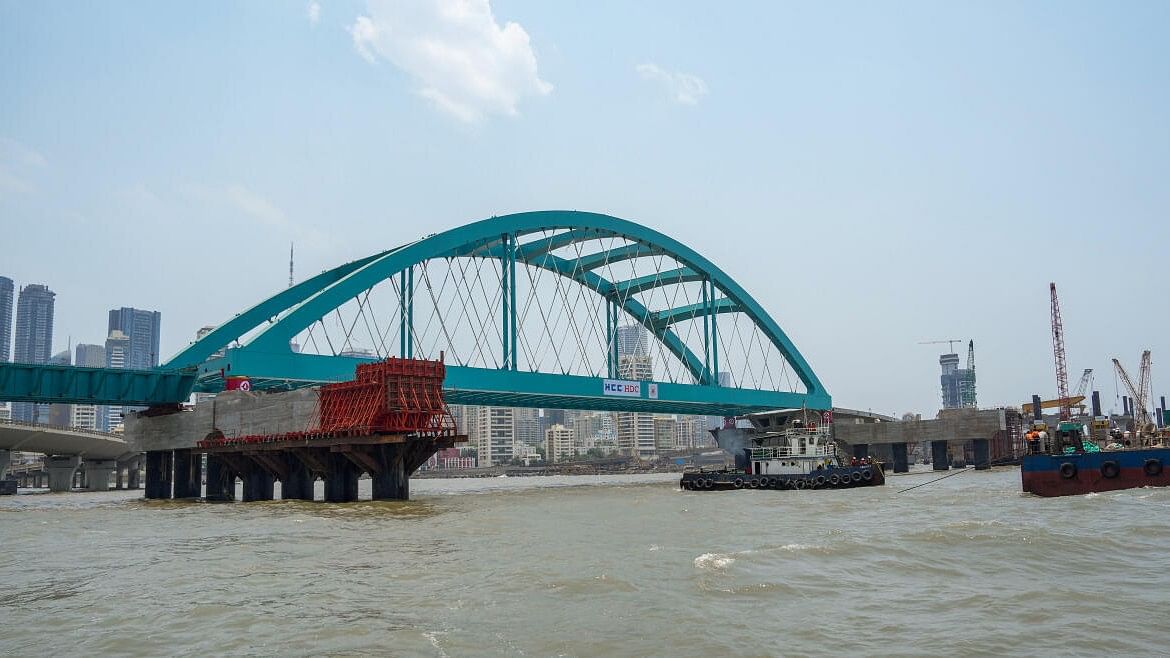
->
[289, 242, 295, 288]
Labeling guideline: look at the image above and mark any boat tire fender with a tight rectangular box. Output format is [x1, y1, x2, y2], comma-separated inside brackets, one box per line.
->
[1144, 459, 1162, 477]
[1101, 461, 1120, 479]
[829, 474, 840, 486]
[815, 475, 827, 487]
[1059, 462, 1077, 479]
[861, 469, 873, 481]
[733, 478, 744, 489]
[851, 471, 863, 483]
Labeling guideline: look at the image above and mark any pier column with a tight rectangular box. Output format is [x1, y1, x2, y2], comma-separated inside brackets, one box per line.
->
[931, 441, 950, 471]
[144, 450, 174, 499]
[172, 449, 202, 499]
[83, 459, 116, 491]
[127, 456, 141, 489]
[0, 450, 10, 480]
[372, 445, 409, 501]
[891, 442, 909, 473]
[973, 439, 991, 470]
[852, 444, 869, 459]
[281, 454, 315, 501]
[204, 454, 234, 501]
[324, 453, 359, 503]
[45, 455, 81, 492]
[242, 466, 275, 502]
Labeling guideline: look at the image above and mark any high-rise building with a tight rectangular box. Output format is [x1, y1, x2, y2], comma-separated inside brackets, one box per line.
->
[473, 407, 514, 467]
[653, 415, 678, 451]
[102, 330, 131, 431]
[514, 407, 543, 446]
[938, 353, 976, 410]
[616, 324, 648, 357]
[617, 354, 656, 457]
[544, 424, 576, 463]
[0, 276, 13, 362]
[11, 284, 55, 422]
[107, 307, 162, 369]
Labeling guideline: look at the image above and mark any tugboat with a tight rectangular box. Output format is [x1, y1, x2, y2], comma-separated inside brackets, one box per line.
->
[680, 420, 885, 491]
[1021, 420, 1170, 497]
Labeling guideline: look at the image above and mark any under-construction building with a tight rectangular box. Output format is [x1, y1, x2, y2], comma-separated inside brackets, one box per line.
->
[939, 341, 977, 409]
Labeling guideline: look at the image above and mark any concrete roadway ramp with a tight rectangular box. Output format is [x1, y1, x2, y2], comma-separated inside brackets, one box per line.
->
[0, 419, 138, 492]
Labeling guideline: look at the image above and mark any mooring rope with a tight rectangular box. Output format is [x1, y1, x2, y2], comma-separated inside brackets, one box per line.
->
[895, 467, 974, 493]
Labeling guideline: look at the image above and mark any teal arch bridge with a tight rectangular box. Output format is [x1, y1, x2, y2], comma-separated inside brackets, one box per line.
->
[0, 211, 829, 416]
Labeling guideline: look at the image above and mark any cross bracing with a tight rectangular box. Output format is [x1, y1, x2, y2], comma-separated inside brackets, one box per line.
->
[163, 211, 830, 415]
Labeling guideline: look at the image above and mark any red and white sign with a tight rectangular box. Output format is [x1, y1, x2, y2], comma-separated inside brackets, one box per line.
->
[822, 410, 833, 425]
[226, 376, 252, 392]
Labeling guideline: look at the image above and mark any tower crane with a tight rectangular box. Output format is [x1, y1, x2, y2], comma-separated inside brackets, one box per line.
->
[1113, 351, 1153, 437]
[918, 339, 962, 352]
[1073, 368, 1093, 398]
[1049, 283, 1071, 421]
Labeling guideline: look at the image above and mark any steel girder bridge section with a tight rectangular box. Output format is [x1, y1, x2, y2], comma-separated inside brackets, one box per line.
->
[0, 362, 196, 406]
[143, 211, 828, 416]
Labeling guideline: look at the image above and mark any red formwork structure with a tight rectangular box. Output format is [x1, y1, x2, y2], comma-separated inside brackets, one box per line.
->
[198, 356, 455, 448]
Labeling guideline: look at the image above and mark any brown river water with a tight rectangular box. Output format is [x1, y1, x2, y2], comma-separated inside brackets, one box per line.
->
[2, 468, 1169, 656]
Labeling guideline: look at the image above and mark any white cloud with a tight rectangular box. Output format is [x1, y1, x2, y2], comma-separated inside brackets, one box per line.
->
[307, 1, 320, 26]
[348, 0, 552, 123]
[225, 184, 289, 228]
[0, 138, 47, 198]
[636, 62, 708, 105]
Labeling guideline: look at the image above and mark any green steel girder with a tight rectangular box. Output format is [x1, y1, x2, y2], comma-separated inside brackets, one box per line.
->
[0, 362, 196, 405]
[608, 267, 703, 297]
[192, 348, 816, 416]
[171, 211, 829, 407]
[653, 297, 739, 329]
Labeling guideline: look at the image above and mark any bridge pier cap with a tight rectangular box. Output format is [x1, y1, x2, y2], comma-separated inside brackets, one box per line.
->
[165, 211, 830, 416]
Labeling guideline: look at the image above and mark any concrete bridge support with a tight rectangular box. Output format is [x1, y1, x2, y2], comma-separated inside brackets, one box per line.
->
[172, 449, 201, 499]
[241, 468, 275, 502]
[46, 455, 81, 492]
[931, 441, 949, 471]
[145, 450, 174, 499]
[204, 455, 234, 502]
[83, 459, 117, 491]
[891, 442, 909, 473]
[973, 438, 991, 470]
[371, 445, 409, 501]
[325, 453, 359, 503]
[852, 443, 869, 460]
[0, 449, 10, 480]
[282, 455, 315, 501]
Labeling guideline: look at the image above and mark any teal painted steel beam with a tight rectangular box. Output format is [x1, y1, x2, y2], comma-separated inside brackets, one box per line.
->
[0, 362, 195, 405]
[235, 211, 827, 401]
[653, 297, 738, 329]
[609, 267, 702, 297]
[573, 242, 659, 271]
[188, 350, 827, 415]
[710, 279, 720, 384]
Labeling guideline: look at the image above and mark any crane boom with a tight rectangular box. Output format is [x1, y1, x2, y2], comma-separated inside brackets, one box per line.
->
[1113, 355, 1153, 434]
[1050, 283, 1071, 421]
[1073, 368, 1093, 397]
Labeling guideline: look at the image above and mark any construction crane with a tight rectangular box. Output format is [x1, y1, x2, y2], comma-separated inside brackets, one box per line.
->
[1049, 283, 1072, 421]
[1073, 368, 1093, 398]
[918, 339, 963, 353]
[1113, 352, 1154, 436]
[960, 340, 977, 408]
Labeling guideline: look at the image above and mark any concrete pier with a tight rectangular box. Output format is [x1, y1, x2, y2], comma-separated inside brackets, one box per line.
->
[891, 442, 909, 473]
[282, 455, 315, 501]
[83, 459, 116, 491]
[852, 443, 869, 459]
[242, 468, 275, 502]
[45, 455, 81, 492]
[172, 449, 201, 499]
[0, 449, 10, 480]
[144, 450, 174, 499]
[973, 438, 991, 470]
[931, 441, 949, 471]
[371, 445, 409, 501]
[325, 453, 359, 503]
[205, 454, 234, 501]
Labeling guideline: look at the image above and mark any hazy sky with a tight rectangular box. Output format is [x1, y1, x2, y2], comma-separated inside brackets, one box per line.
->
[2, 1, 1167, 416]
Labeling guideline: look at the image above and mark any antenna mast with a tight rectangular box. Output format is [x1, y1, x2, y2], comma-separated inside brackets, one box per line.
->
[289, 242, 295, 288]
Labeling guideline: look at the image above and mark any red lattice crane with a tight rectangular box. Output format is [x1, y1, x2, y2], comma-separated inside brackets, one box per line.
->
[1050, 283, 1072, 421]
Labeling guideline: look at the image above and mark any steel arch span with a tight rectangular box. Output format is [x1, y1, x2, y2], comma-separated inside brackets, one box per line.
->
[167, 211, 830, 415]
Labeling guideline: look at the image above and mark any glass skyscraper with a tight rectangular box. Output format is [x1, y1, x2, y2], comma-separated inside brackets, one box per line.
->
[108, 307, 162, 369]
[12, 284, 55, 422]
[0, 276, 13, 363]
